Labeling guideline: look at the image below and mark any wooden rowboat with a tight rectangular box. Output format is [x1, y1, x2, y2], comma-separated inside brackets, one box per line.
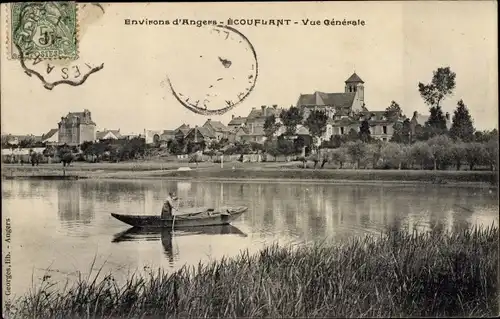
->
[111, 206, 247, 228]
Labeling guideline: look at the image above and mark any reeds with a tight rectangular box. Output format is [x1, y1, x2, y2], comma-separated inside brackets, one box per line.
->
[8, 225, 499, 318]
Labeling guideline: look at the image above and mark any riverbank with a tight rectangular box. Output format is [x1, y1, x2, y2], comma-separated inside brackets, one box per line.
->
[1, 162, 498, 187]
[6, 225, 498, 318]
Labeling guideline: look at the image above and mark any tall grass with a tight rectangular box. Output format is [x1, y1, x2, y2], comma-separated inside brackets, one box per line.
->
[7, 225, 499, 318]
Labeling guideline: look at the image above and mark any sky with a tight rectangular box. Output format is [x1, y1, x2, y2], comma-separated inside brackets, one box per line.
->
[1, 1, 497, 135]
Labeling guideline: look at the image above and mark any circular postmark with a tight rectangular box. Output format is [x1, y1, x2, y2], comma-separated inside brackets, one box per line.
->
[166, 25, 259, 116]
[9, 3, 106, 90]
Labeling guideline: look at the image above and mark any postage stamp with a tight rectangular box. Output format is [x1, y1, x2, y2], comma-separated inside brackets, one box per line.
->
[8, 2, 78, 60]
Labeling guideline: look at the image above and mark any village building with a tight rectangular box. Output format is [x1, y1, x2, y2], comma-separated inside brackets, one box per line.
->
[173, 124, 191, 141]
[96, 129, 122, 141]
[160, 130, 175, 142]
[184, 126, 216, 144]
[202, 119, 231, 141]
[296, 73, 403, 143]
[227, 115, 247, 130]
[58, 109, 96, 146]
[228, 105, 283, 144]
[42, 129, 59, 145]
[143, 129, 163, 144]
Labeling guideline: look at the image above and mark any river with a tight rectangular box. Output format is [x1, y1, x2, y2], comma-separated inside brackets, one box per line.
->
[2, 179, 498, 297]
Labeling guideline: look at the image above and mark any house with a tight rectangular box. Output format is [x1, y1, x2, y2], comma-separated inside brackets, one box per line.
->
[58, 109, 97, 145]
[96, 129, 122, 141]
[173, 124, 191, 141]
[184, 126, 215, 144]
[232, 126, 267, 144]
[202, 119, 230, 141]
[42, 129, 59, 145]
[160, 130, 175, 142]
[359, 111, 403, 141]
[409, 110, 452, 138]
[232, 105, 282, 144]
[2, 134, 43, 147]
[227, 115, 247, 130]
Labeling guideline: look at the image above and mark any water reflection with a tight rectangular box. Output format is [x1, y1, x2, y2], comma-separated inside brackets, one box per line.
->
[57, 182, 95, 225]
[112, 225, 248, 265]
[2, 179, 498, 297]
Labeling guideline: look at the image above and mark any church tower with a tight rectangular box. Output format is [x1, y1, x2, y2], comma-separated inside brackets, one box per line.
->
[345, 72, 365, 105]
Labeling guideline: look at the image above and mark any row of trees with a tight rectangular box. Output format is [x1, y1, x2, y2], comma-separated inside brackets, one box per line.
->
[317, 135, 498, 171]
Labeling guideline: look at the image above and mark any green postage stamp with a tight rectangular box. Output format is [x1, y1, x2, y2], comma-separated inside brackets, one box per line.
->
[9, 2, 78, 60]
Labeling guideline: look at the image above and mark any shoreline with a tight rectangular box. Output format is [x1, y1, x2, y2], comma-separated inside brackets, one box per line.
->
[2, 163, 498, 189]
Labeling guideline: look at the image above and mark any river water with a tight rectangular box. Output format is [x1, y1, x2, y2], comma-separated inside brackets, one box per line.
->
[2, 179, 498, 297]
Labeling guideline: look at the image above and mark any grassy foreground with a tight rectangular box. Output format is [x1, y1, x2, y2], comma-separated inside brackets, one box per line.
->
[7, 226, 499, 318]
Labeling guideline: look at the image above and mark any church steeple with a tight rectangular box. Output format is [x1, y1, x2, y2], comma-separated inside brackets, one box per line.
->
[345, 72, 364, 104]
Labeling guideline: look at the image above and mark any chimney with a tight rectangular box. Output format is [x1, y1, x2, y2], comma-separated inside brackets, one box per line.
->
[272, 104, 277, 109]
[232, 115, 235, 119]
[261, 105, 266, 116]
[252, 107, 256, 110]
[445, 112, 450, 120]
[207, 118, 211, 121]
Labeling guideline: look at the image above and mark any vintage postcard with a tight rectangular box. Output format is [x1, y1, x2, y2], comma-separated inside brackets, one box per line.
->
[1, 1, 498, 318]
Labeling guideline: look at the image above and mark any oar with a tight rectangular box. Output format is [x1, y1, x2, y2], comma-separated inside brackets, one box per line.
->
[171, 201, 180, 231]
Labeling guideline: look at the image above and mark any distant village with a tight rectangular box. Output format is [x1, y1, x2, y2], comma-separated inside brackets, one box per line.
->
[2, 73, 437, 146]
[2, 72, 452, 162]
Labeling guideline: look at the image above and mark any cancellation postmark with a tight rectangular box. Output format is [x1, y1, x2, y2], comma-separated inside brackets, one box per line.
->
[166, 25, 259, 116]
[5, 2, 107, 90]
[8, 2, 78, 60]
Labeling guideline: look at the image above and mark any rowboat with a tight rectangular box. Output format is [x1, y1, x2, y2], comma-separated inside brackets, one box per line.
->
[111, 206, 247, 228]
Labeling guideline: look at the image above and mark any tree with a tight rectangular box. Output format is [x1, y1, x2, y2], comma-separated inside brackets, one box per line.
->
[366, 141, 383, 169]
[346, 141, 367, 169]
[330, 147, 348, 169]
[168, 137, 185, 155]
[464, 142, 485, 171]
[384, 101, 403, 120]
[293, 135, 307, 155]
[381, 143, 404, 169]
[484, 137, 499, 171]
[123, 137, 146, 159]
[359, 120, 371, 142]
[264, 140, 280, 161]
[263, 114, 280, 140]
[419, 67, 456, 135]
[449, 99, 475, 142]
[277, 136, 295, 157]
[390, 119, 411, 144]
[304, 110, 328, 148]
[19, 137, 35, 149]
[425, 105, 448, 136]
[427, 135, 452, 170]
[347, 128, 359, 142]
[280, 107, 303, 136]
[410, 141, 432, 169]
[450, 141, 466, 171]
[418, 67, 456, 109]
[474, 129, 497, 143]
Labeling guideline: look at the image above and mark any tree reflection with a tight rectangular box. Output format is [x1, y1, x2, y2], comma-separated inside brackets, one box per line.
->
[57, 182, 94, 225]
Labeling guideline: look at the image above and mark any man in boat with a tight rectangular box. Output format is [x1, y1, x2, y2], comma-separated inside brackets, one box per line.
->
[161, 192, 178, 219]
